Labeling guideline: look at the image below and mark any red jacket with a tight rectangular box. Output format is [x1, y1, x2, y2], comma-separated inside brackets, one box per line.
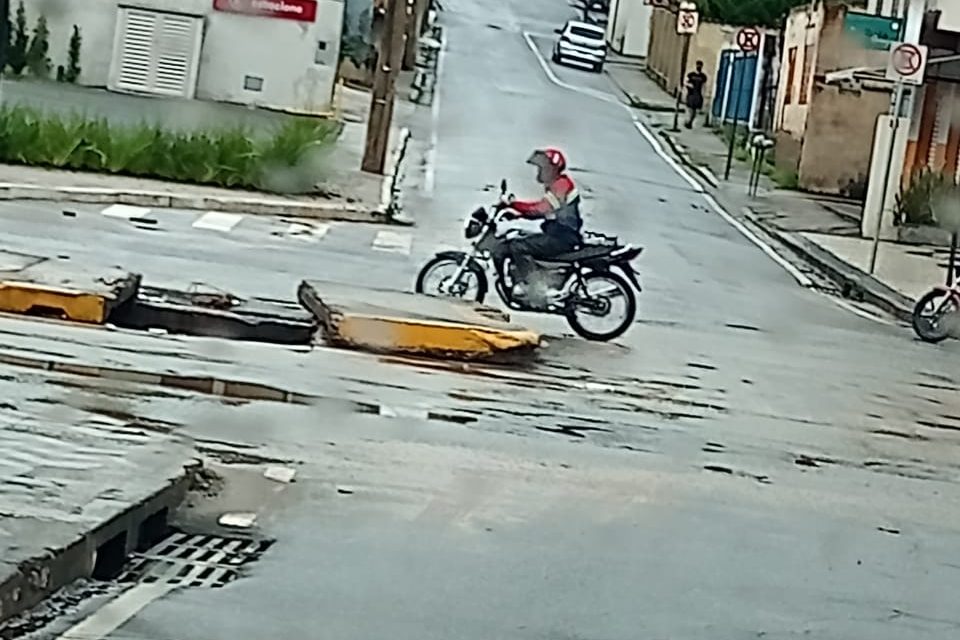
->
[512, 174, 579, 217]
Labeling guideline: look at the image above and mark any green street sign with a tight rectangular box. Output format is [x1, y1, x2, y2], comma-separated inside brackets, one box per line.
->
[844, 10, 902, 51]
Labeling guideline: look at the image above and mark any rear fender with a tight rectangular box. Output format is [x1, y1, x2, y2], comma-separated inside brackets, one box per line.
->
[577, 262, 641, 292]
[616, 262, 642, 291]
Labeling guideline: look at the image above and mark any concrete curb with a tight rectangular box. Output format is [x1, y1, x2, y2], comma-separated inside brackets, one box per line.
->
[770, 228, 915, 322]
[0, 128, 414, 224]
[603, 69, 676, 113]
[657, 130, 720, 188]
[0, 464, 196, 624]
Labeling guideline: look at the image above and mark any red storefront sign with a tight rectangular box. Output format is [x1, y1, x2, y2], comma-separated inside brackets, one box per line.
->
[213, 0, 318, 22]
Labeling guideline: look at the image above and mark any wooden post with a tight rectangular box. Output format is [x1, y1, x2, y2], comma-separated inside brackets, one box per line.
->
[362, 0, 410, 175]
[403, 0, 427, 71]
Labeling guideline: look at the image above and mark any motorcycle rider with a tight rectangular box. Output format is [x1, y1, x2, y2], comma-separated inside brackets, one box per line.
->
[495, 147, 583, 302]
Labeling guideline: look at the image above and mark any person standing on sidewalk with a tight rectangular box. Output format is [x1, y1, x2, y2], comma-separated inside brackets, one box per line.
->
[684, 60, 708, 129]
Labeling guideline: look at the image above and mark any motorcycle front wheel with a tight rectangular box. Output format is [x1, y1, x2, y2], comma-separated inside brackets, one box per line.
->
[564, 270, 637, 341]
[415, 254, 489, 303]
[912, 288, 958, 343]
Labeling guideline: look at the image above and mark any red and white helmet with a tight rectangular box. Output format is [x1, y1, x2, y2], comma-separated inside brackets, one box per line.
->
[527, 147, 567, 173]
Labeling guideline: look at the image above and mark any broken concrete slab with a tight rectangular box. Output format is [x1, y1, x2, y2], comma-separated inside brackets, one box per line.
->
[297, 280, 542, 360]
[0, 250, 139, 324]
[0, 382, 197, 623]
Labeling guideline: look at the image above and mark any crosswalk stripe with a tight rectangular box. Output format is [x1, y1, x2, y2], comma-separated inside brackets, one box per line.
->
[372, 230, 412, 255]
[285, 221, 330, 243]
[193, 211, 243, 232]
[101, 204, 150, 219]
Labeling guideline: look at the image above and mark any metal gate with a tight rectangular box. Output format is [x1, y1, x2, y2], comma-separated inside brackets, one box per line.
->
[711, 50, 758, 123]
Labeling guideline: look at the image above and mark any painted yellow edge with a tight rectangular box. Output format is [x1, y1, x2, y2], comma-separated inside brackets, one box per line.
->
[333, 313, 541, 355]
[0, 281, 107, 324]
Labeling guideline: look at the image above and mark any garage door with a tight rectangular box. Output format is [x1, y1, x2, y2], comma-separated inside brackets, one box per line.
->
[109, 8, 203, 98]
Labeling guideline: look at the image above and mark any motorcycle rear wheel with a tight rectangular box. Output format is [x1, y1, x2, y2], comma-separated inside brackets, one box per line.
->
[415, 255, 489, 303]
[564, 270, 636, 341]
[912, 288, 956, 343]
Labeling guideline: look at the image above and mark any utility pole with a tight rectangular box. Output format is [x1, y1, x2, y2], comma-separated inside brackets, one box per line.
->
[402, 0, 427, 71]
[362, 0, 410, 175]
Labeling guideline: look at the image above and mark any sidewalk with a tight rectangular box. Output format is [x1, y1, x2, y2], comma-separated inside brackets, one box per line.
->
[605, 62, 949, 320]
[0, 81, 418, 222]
[0, 365, 196, 623]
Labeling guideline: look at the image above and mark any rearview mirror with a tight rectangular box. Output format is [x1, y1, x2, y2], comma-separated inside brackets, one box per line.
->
[554, 28, 562, 34]
[500, 179, 507, 194]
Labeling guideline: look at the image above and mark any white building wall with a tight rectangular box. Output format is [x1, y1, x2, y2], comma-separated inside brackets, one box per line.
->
[867, 0, 904, 16]
[607, 0, 651, 57]
[936, 0, 960, 32]
[21, 0, 343, 113]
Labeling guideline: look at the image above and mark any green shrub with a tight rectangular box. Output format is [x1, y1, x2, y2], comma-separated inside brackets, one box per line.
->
[7, 1, 27, 75]
[895, 168, 946, 226]
[0, 106, 339, 192]
[65, 25, 81, 83]
[769, 166, 799, 190]
[25, 14, 50, 79]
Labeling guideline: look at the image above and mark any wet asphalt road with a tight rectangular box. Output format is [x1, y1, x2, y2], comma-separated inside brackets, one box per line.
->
[11, 0, 960, 638]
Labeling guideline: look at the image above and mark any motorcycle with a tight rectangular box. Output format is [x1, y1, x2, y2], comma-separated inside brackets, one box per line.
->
[912, 282, 960, 343]
[415, 179, 643, 341]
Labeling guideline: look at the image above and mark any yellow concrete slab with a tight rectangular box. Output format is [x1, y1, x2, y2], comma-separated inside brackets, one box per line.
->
[298, 280, 542, 360]
[0, 251, 140, 324]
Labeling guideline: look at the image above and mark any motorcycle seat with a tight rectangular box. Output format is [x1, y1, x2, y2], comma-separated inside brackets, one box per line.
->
[540, 244, 619, 263]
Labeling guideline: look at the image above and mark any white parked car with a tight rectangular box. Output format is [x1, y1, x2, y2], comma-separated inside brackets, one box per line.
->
[552, 20, 607, 72]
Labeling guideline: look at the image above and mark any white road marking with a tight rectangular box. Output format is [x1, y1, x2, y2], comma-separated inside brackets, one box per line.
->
[521, 31, 814, 289]
[101, 204, 150, 219]
[219, 511, 258, 528]
[285, 221, 329, 243]
[379, 404, 429, 419]
[192, 211, 243, 232]
[424, 31, 447, 195]
[56, 583, 174, 640]
[823, 293, 896, 326]
[264, 466, 297, 483]
[372, 230, 413, 255]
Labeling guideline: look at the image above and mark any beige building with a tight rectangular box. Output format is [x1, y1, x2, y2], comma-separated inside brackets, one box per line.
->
[21, 0, 344, 114]
[645, 6, 729, 105]
[773, 1, 896, 197]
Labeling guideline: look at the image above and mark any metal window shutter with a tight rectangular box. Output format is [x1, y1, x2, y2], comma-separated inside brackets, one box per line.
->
[116, 9, 157, 92]
[153, 14, 197, 96]
[112, 8, 201, 98]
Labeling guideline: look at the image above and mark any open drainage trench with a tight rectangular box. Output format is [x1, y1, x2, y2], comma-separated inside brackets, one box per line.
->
[29, 284, 317, 346]
[0, 487, 275, 639]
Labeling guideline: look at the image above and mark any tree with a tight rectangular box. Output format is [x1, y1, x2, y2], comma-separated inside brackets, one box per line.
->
[25, 13, 50, 78]
[8, 0, 27, 75]
[64, 24, 81, 83]
[698, 0, 808, 28]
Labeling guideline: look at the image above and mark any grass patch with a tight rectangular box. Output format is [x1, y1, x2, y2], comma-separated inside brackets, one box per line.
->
[0, 105, 341, 193]
[767, 166, 799, 190]
[713, 123, 798, 189]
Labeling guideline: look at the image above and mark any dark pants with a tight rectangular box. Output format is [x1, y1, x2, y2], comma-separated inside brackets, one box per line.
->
[494, 231, 578, 282]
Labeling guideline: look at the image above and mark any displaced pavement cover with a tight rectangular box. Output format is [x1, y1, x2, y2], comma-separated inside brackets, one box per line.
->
[298, 280, 541, 360]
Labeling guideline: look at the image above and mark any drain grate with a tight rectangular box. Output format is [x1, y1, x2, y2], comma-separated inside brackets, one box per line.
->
[118, 532, 273, 588]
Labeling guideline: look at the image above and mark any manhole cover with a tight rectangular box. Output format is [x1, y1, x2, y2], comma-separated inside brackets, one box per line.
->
[118, 532, 273, 588]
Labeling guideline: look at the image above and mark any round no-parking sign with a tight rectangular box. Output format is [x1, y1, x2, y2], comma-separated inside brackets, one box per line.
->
[887, 42, 927, 85]
[736, 27, 761, 52]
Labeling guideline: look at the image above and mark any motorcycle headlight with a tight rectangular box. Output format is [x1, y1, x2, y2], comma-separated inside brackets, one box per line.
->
[465, 219, 483, 239]
[464, 207, 488, 239]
